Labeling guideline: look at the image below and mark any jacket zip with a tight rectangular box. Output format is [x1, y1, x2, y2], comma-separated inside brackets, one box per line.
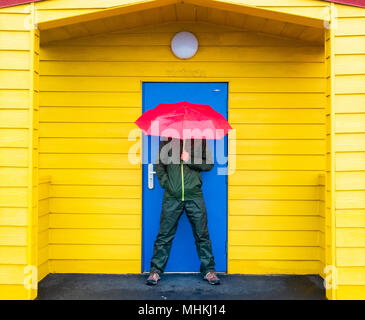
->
[181, 160, 184, 201]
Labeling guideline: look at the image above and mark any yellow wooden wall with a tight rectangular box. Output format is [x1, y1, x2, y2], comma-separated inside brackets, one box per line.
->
[331, 3, 365, 300]
[38, 21, 326, 275]
[38, 177, 50, 281]
[324, 22, 336, 299]
[0, 3, 38, 300]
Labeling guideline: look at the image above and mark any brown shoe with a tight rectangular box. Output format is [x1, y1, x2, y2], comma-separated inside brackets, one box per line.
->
[204, 270, 220, 285]
[146, 271, 160, 286]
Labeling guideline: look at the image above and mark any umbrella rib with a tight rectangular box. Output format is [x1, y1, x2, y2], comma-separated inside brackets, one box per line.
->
[182, 103, 187, 139]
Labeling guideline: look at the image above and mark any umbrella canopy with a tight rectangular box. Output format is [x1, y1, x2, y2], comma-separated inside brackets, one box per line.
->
[135, 101, 232, 140]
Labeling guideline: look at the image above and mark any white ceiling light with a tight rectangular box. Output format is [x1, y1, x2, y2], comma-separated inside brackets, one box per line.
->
[171, 32, 198, 59]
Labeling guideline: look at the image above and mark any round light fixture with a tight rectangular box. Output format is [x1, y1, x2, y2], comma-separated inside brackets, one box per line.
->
[171, 32, 198, 59]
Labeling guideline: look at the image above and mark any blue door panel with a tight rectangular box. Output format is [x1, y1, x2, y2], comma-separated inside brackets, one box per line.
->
[142, 82, 228, 272]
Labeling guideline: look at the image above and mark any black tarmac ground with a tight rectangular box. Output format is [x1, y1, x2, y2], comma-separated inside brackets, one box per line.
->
[37, 273, 326, 300]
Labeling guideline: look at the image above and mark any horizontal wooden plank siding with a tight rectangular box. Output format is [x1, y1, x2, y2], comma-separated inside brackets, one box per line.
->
[333, 3, 365, 300]
[38, 177, 50, 281]
[0, 3, 34, 300]
[1, 0, 364, 302]
[39, 20, 325, 275]
[323, 21, 335, 299]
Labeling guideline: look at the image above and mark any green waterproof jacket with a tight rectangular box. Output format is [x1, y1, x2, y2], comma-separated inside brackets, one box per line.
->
[155, 138, 214, 201]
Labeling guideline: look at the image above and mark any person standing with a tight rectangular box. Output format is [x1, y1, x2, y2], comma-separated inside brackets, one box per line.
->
[146, 138, 220, 286]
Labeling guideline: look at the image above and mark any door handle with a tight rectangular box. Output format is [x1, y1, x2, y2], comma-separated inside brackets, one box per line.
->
[148, 163, 156, 189]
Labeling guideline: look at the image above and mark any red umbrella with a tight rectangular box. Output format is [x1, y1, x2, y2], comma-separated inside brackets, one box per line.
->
[135, 101, 232, 140]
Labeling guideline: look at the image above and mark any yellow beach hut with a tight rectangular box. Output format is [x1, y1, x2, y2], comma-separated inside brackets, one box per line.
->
[0, 0, 364, 300]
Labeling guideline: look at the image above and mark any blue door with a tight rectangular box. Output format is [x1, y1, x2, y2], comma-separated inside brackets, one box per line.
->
[142, 82, 228, 272]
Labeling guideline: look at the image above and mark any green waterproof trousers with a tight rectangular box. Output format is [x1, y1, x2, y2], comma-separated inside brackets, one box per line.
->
[150, 195, 216, 276]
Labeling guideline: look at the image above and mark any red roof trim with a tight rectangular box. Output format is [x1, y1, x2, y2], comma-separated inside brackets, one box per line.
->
[0, 0, 364, 9]
[0, 0, 43, 9]
[324, 0, 365, 7]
